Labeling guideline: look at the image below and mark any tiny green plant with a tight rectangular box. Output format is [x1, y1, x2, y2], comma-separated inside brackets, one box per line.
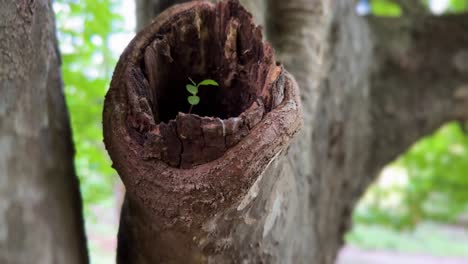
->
[186, 77, 219, 114]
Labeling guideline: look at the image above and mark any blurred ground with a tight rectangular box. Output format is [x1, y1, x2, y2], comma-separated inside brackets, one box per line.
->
[337, 246, 468, 264]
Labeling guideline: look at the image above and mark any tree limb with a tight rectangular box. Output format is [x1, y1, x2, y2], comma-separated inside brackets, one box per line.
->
[392, 0, 428, 15]
[367, 14, 468, 171]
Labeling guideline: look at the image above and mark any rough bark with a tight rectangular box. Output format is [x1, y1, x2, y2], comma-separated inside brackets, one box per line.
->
[368, 14, 468, 173]
[0, 1, 88, 263]
[107, 0, 468, 263]
[104, 1, 302, 263]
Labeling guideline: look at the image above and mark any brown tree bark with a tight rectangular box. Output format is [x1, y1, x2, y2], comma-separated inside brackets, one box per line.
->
[0, 0, 88, 263]
[105, 0, 468, 263]
[104, 2, 302, 263]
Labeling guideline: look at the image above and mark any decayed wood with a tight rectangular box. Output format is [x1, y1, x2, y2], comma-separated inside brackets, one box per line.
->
[103, 1, 302, 262]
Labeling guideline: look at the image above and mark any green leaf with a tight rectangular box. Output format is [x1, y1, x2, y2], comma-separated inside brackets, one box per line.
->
[188, 95, 200, 105]
[186, 84, 198, 95]
[199, 79, 219, 86]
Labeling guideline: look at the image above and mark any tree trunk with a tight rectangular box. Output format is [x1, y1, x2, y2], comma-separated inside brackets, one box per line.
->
[0, 1, 88, 263]
[105, 0, 468, 263]
[105, 2, 302, 262]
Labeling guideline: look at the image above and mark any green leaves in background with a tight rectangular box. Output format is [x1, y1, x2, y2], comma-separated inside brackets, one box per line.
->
[398, 123, 468, 225]
[369, 0, 468, 16]
[371, 0, 402, 17]
[360, 0, 468, 231]
[54, 0, 124, 212]
[449, 0, 468, 12]
[354, 122, 468, 229]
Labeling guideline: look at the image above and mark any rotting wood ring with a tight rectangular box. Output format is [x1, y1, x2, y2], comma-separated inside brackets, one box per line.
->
[103, 0, 302, 233]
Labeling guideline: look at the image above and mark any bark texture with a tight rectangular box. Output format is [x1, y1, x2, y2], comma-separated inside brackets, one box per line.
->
[0, 0, 88, 263]
[107, 0, 468, 263]
[104, 1, 302, 263]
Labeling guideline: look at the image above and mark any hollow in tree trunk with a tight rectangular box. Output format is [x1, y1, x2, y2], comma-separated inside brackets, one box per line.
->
[104, 1, 302, 263]
[105, 0, 468, 263]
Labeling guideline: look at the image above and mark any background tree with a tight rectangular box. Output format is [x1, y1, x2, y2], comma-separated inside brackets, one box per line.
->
[0, 0, 88, 263]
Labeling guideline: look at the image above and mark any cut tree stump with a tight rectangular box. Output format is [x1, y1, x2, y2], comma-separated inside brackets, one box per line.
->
[103, 0, 302, 263]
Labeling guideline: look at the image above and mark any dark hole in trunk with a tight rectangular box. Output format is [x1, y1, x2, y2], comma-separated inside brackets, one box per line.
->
[120, 1, 279, 167]
[137, 6, 267, 124]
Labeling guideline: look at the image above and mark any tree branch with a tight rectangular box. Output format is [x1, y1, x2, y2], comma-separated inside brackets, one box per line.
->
[392, 0, 428, 15]
[367, 14, 468, 171]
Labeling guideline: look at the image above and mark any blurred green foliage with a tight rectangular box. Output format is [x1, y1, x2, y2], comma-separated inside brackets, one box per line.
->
[371, 0, 402, 16]
[353, 0, 468, 230]
[449, 0, 468, 11]
[54, 0, 123, 213]
[369, 0, 468, 16]
[354, 123, 468, 229]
